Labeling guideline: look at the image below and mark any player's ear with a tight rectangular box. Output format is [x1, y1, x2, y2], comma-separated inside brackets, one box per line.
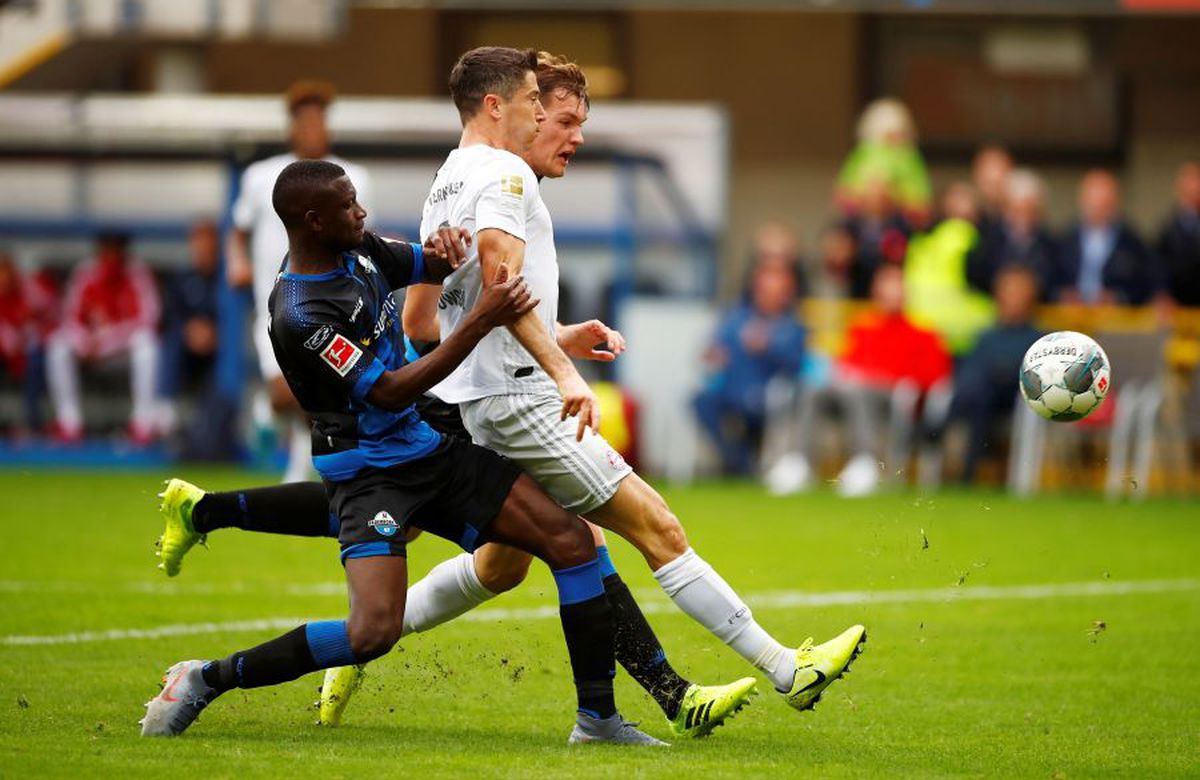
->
[303, 209, 321, 232]
[483, 93, 503, 120]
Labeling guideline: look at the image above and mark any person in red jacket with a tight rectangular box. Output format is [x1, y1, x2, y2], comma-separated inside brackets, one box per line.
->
[0, 252, 59, 434]
[46, 233, 161, 444]
[766, 264, 951, 497]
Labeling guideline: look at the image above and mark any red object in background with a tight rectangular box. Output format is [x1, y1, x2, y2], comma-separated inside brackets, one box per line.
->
[1123, 0, 1200, 8]
[838, 311, 952, 392]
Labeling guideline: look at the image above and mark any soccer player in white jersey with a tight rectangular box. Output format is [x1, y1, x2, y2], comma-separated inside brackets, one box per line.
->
[227, 80, 374, 483]
[414, 46, 866, 715]
[156, 48, 864, 732]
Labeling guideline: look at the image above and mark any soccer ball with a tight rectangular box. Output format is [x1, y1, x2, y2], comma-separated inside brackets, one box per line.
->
[1019, 331, 1111, 422]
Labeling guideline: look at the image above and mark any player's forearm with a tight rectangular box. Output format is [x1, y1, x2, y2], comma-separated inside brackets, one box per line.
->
[366, 315, 490, 410]
[508, 312, 579, 385]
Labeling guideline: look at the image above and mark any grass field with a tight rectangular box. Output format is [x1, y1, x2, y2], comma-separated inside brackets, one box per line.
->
[0, 469, 1197, 778]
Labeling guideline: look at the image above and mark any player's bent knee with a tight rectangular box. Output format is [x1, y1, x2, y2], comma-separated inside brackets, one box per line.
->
[477, 558, 529, 593]
[542, 517, 596, 569]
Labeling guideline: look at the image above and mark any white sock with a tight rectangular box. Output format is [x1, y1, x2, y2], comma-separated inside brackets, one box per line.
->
[402, 553, 497, 637]
[653, 548, 796, 691]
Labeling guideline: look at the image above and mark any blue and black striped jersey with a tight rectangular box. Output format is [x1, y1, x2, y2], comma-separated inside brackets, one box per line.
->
[267, 231, 441, 481]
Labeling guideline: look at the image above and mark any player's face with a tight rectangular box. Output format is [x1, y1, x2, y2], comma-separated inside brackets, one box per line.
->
[499, 71, 546, 154]
[315, 176, 367, 250]
[525, 91, 587, 179]
[291, 104, 331, 159]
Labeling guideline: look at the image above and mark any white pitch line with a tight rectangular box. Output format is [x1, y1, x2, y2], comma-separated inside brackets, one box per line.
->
[2, 578, 1196, 648]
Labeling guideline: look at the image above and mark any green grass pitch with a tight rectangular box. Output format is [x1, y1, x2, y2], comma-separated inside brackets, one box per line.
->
[1, 469, 1197, 778]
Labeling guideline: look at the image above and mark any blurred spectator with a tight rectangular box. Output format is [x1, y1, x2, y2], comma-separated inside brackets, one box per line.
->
[0, 253, 59, 434]
[1157, 161, 1200, 306]
[967, 168, 1057, 298]
[158, 221, 225, 456]
[904, 182, 996, 357]
[227, 79, 374, 481]
[930, 264, 1043, 484]
[971, 145, 1014, 237]
[827, 178, 910, 299]
[695, 256, 806, 476]
[835, 98, 932, 225]
[46, 233, 161, 444]
[1053, 169, 1161, 305]
[745, 221, 808, 299]
[766, 265, 951, 497]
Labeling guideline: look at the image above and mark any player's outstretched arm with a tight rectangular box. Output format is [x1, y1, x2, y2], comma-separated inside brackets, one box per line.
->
[477, 228, 600, 441]
[367, 266, 536, 410]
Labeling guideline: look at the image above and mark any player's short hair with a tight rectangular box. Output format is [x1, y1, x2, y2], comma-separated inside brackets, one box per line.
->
[286, 79, 335, 116]
[272, 159, 347, 229]
[536, 52, 589, 107]
[449, 46, 539, 123]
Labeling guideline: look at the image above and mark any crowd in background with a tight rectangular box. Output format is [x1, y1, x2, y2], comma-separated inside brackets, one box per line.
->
[694, 98, 1200, 489]
[2, 91, 1199, 487]
[0, 223, 223, 455]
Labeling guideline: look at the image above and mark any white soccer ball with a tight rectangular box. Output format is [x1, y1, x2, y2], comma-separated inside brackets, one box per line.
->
[1019, 331, 1111, 422]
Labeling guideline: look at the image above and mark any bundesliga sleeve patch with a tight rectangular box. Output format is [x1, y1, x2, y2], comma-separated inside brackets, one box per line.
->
[500, 174, 524, 196]
[320, 333, 364, 377]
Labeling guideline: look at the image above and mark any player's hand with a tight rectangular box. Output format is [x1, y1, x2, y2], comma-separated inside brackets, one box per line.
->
[557, 373, 600, 441]
[557, 320, 626, 362]
[423, 227, 472, 269]
[476, 264, 539, 328]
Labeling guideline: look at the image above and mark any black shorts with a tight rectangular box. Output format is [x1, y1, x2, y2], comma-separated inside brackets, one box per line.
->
[327, 435, 522, 564]
[415, 393, 470, 441]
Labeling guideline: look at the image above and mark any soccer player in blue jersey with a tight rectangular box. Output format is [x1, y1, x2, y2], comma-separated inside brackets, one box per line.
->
[154, 51, 756, 739]
[140, 158, 662, 745]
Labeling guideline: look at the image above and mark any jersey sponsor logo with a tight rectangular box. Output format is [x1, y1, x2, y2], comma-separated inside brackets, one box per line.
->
[438, 288, 465, 310]
[500, 174, 524, 196]
[304, 325, 334, 351]
[428, 180, 463, 205]
[369, 510, 399, 537]
[320, 334, 363, 377]
[371, 295, 397, 342]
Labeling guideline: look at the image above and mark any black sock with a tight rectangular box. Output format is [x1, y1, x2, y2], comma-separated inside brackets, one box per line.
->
[605, 573, 692, 719]
[558, 594, 617, 719]
[192, 483, 334, 537]
[200, 626, 314, 692]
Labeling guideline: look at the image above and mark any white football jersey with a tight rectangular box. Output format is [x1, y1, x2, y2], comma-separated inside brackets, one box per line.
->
[420, 144, 559, 403]
[232, 152, 373, 311]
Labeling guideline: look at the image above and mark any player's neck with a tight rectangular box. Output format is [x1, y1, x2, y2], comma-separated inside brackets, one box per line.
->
[459, 124, 512, 153]
[285, 237, 342, 275]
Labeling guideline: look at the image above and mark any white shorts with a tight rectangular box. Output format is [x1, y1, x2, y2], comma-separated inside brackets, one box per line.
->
[460, 392, 633, 514]
[253, 313, 283, 381]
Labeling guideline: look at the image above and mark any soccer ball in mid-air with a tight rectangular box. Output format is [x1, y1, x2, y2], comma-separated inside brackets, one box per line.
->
[1019, 331, 1111, 422]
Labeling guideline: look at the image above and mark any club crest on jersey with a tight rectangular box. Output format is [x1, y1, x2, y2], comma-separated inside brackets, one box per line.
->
[500, 174, 524, 196]
[304, 325, 334, 351]
[369, 510, 399, 537]
[356, 254, 377, 274]
[320, 334, 362, 377]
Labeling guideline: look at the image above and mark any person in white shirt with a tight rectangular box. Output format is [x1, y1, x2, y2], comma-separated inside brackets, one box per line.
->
[227, 80, 373, 483]
[415, 47, 866, 718]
